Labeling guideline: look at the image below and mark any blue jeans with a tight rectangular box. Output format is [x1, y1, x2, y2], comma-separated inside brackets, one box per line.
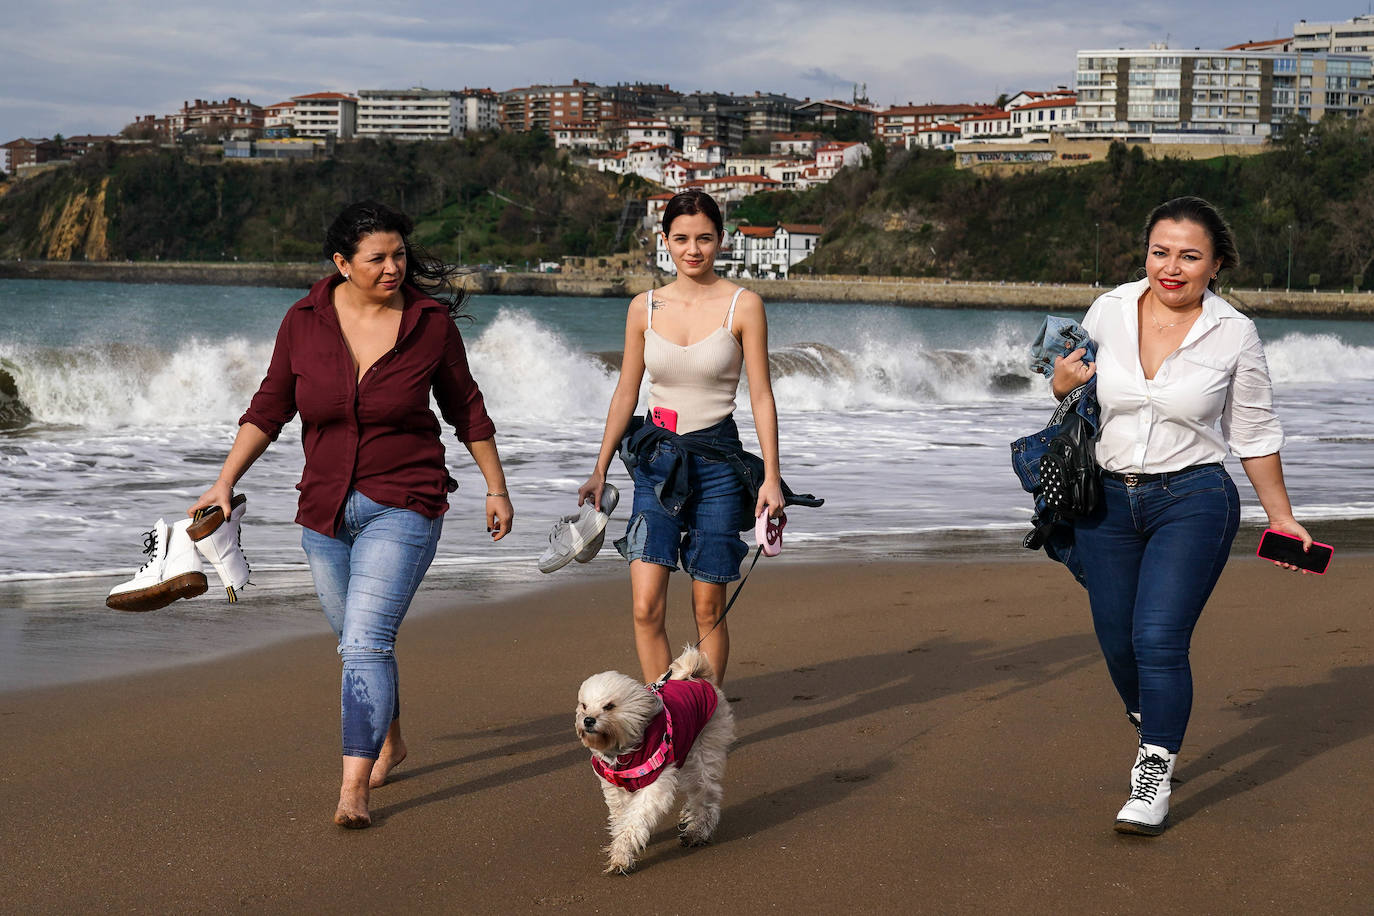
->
[619, 439, 749, 583]
[301, 490, 442, 759]
[1073, 465, 1240, 753]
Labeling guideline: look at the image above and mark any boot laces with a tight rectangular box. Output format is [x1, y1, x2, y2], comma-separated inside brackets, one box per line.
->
[136, 528, 160, 573]
[1128, 752, 1170, 802]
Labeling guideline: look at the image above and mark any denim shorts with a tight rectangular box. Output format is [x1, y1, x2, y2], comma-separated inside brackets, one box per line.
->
[618, 440, 749, 583]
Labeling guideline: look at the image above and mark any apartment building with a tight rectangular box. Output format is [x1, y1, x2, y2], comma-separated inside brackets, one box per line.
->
[1, 137, 60, 174]
[874, 104, 992, 145]
[906, 123, 962, 149]
[169, 98, 263, 138]
[291, 92, 357, 139]
[1074, 47, 1372, 140]
[659, 93, 746, 151]
[459, 88, 500, 134]
[794, 99, 877, 131]
[1294, 14, 1374, 56]
[356, 88, 461, 140]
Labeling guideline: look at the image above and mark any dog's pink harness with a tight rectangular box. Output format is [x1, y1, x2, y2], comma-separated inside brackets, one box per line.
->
[590, 679, 718, 792]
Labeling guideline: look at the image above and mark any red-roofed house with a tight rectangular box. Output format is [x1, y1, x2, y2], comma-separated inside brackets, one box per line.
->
[907, 122, 962, 149]
[1, 137, 60, 174]
[958, 111, 1012, 139]
[1007, 95, 1077, 134]
[815, 141, 870, 178]
[1224, 36, 1294, 52]
[291, 92, 357, 139]
[722, 223, 823, 278]
[644, 192, 675, 231]
[875, 103, 996, 144]
[769, 131, 824, 157]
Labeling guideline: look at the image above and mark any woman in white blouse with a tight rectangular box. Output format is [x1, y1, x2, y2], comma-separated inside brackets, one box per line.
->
[1052, 196, 1311, 837]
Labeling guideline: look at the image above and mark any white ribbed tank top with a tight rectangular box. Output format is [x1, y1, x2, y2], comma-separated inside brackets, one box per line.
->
[643, 287, 745, 434]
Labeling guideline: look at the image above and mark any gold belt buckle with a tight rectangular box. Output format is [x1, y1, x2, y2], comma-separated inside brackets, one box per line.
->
[1122, 473, 1140, 487]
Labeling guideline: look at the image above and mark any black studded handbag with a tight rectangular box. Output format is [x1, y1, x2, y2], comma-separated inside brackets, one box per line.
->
[1036, 408, 1100, 520]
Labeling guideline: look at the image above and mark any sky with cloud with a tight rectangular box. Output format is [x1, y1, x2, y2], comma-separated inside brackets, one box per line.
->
[1, 1, 1366, 139]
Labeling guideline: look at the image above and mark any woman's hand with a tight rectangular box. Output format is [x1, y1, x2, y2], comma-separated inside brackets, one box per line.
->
[1052, 348, 1096, 400]
[188, 479, 234, 520]
[486, 494, 513, 541]
[1264, 516, 1314, 573]
[755, 477, 785, 520]
[578, 470, 606, 512]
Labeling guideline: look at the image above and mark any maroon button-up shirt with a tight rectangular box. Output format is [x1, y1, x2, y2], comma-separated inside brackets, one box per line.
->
[240, 274, 496, 536]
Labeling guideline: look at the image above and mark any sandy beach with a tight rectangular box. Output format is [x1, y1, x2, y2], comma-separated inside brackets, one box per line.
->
[4, 553, 1373, 914]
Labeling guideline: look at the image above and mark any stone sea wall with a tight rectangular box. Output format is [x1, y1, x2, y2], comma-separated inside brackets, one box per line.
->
[3, 260, 1373, 318]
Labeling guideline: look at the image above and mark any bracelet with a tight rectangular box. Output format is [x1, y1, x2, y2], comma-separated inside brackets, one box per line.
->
[486, 491, 509, 498]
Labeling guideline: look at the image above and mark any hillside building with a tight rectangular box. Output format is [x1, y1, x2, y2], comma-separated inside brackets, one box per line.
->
[291, 92, 357, 139]
[1074, 47, 1372, 140]
[356, 88, 461, 140]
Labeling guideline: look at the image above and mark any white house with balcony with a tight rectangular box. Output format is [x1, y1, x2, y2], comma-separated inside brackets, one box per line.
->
[621, 119, 677, 150]
[957, 111, 1013, 140]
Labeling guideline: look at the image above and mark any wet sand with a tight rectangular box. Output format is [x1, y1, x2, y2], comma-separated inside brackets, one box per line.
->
[4, 554, 1373, 914]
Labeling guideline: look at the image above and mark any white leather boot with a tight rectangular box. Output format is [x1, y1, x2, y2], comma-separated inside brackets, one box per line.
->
[1114, 743, 1177, 836]
[107, 518, 208, 612]
[188, 494, 250, 600]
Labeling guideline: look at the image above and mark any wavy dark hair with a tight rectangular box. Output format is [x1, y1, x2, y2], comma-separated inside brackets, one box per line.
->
[1142, 196, 1239, 292]
[662, 188, 724, 237]
[324, 200, 469, 320]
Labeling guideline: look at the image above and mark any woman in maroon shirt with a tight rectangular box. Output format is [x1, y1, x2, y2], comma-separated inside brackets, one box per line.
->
[191, 201, 513, 829]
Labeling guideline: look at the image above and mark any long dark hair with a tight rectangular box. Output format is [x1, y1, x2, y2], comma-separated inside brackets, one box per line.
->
[324, 200, 469, 320]
[662, 188, 724, 237]
[1142, 196, 1239, 292]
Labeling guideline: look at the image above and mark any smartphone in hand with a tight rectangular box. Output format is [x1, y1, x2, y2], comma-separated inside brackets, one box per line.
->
[1256, 528, 1333, 574]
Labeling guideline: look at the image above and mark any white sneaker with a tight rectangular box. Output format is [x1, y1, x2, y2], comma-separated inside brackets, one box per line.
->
[539, 484, 618, 574]
[1114, 744, 1177, 836]
[188, 494, 250, 601]
[106, 518, 209, 612]
[574, 483, 619, 563]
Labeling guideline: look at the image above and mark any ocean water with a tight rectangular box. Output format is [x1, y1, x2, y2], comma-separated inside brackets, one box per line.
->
[3, 278, 1374, 691]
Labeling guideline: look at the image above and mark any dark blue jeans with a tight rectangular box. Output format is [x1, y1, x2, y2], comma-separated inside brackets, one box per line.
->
[1074, 464, 1240, 753]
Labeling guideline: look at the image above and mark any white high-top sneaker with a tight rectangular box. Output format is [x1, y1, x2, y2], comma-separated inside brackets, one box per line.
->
[106, 518, 209, 612]
[1114, 743, 1177, 836]
[188, 494, 250, 601]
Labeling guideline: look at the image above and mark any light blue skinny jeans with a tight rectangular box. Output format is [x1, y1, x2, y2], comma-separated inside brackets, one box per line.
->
[301, 489, 442, 759]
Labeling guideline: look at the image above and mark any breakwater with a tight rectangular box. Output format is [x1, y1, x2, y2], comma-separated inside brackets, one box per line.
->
[4, 260, 1373, 318]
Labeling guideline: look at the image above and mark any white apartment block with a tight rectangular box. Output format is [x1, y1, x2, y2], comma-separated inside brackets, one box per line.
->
[263, 101, 296, 129]
[459, 89, 500, 134]
[1294, 14, 1374, 56]
[1075, 48, 1372, 140]
[291, 92, 357, 139]
[356, 88, 461, 140]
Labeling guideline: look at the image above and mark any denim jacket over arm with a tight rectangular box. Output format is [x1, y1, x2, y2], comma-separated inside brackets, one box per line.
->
[617, 414, 823, 532]
[1011, 316, 1101, 587]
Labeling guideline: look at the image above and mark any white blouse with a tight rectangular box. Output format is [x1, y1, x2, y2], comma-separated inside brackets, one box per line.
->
[1082, 278, 1285, 474]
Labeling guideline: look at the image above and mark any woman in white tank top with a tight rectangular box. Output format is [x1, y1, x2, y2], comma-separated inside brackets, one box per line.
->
[580, 189, 785, 685]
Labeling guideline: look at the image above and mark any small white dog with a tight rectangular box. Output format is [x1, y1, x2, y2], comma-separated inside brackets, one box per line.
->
[575, 646, 735, 874]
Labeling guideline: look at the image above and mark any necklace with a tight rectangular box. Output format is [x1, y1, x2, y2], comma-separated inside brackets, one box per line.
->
[1148, 297, 1200, 333]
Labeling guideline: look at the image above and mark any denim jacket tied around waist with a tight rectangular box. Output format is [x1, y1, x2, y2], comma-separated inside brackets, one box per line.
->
[617, 414, 823, 533]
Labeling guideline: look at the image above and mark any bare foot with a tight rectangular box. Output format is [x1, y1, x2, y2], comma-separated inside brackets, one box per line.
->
[333, 782, 370, 829]
[370, 729, 407, 789]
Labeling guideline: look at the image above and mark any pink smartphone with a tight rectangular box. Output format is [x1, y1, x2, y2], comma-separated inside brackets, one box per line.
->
[1256, 528, 1333, 574]
[650, 407, 678, 432]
